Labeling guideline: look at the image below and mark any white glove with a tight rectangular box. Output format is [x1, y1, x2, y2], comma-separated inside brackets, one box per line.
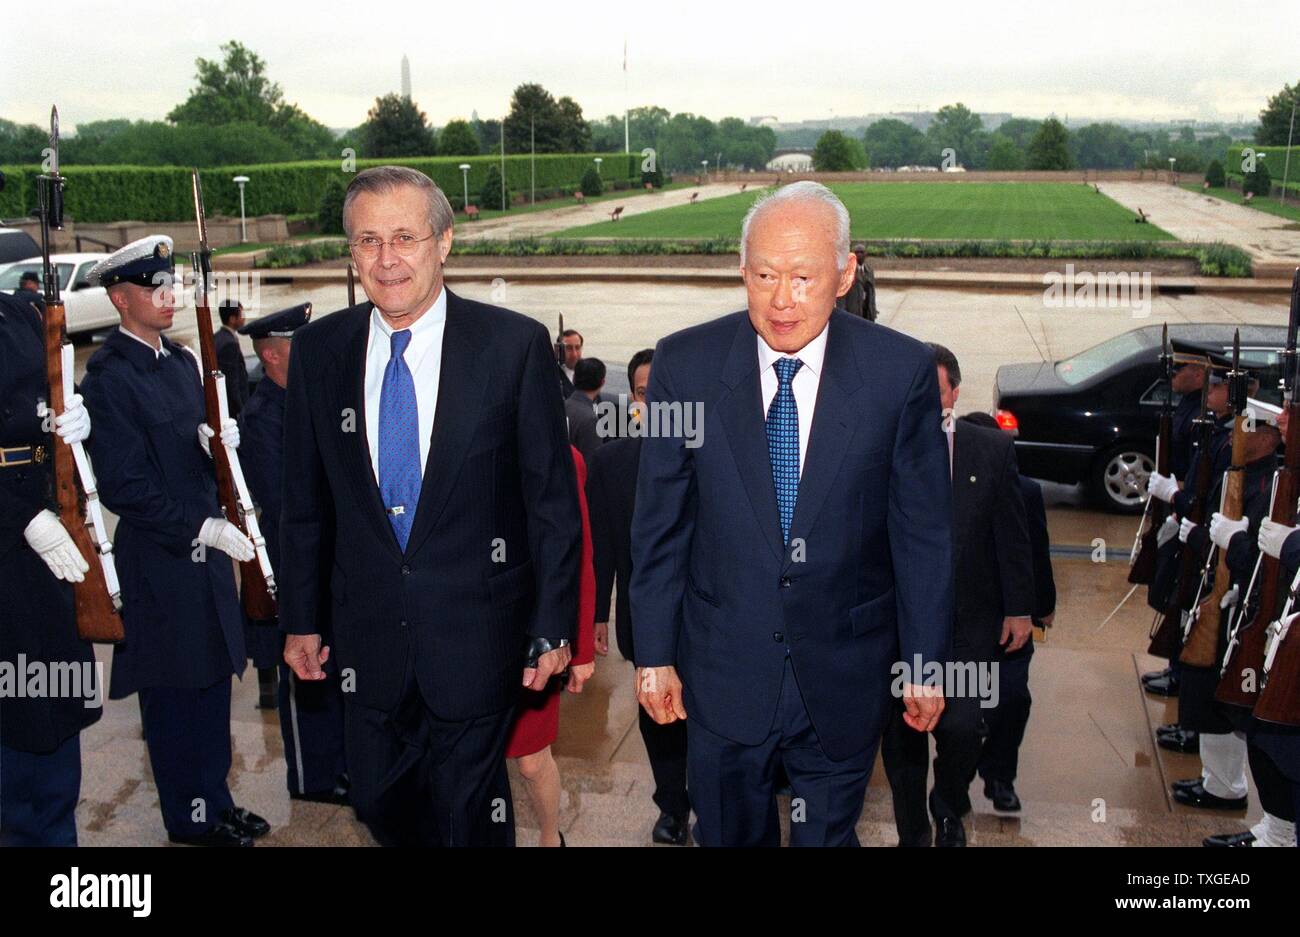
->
[1156, 515, 1180, 548]
[38, 394, 92, 445]
[23, 509, 88, 583]
[1147, 472, 1179, 504]
[198, 418, 240, 457]
[1219, 584, 1240, 610]
[197, 517, 255, 561]
[1209, 513, 1249, 551]
[1258, 519, 1299, 559]
[1178, 517, 1197, 543]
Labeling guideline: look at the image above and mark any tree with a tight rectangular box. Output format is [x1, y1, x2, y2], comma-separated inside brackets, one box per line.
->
[716, 117, 776, 170]
[318, 178, 346, 234]
[0, 118, 49, 164]
[1243, 159, 1272, 197]
[438, 119, 479, 155]
[658, 112, 717, 173]
[1071, 122, 1139, 169]
[812, 130, 866, 171]
[169, 41, 282, 125]
[479, 164, 512, 210]
[504, 84, 590, 154]
[992, 118, 1041, 151]
[555, 97, 592, 152]
[985, 134, 1024, 170]
[1026, 118, 1074, 170]
[580, 166, 603, 197]
[925, 103, 984, 168]
[1256, 80, 1299, 146]
[361, 94, 436, 158]
[862, 118, 926, 168]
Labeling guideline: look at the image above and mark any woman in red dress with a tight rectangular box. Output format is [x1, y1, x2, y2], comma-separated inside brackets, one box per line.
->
[506, 445, 596, 846]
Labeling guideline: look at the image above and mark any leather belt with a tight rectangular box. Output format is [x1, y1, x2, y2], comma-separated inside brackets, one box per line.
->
[0, 445, 47, 467]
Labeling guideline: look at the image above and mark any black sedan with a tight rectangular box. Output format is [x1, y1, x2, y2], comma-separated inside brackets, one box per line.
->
[992, 323, 1287, 513]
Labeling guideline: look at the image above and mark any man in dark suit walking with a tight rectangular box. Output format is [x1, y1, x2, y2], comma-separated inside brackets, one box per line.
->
[214, 300, 249, 419]
[587, 347, 691, 845]
[630, 182, 952, 847]
[880, 344, 1035, 846]
[279, 167, 581, 847]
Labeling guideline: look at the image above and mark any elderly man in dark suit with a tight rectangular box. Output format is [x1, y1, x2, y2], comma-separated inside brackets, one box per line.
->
[214, 300, 249, 419]
[630, 181, 952, 847]
[279, 166, 581, 847]
[880, 344, 1035, 846]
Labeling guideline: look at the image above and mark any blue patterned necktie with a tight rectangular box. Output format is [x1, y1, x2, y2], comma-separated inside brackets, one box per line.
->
[378, 329, 422, 551]
[767, 356, 804, 543]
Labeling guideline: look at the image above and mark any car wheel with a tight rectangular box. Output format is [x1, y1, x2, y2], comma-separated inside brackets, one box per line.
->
[1091, 445, 1154, 514]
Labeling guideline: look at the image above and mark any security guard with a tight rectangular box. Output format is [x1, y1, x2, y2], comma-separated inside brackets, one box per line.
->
[0, 289, 101, 846]
[238, 302, 348, 804]
[79, 236, 269, 847]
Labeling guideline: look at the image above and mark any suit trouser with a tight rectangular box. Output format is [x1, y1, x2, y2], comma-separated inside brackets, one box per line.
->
[343, 671, 515, 847]
[279, 663, 347, 797]
[687, 657, 875, 846]
[137, 679, 236, 837]
[978, 643, 1032, 785]
[639, 708, 690, 821]
[881, 690, 983, 843]
[0, 733, 82, 846]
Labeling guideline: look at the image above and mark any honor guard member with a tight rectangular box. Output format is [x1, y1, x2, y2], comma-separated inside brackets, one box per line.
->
[0, 290, 101, 846]
[79, 236, 270, 847]
[238, 302, 349, 804]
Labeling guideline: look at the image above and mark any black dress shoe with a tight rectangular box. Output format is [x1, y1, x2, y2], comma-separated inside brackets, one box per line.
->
[291, 774, 351, 806]
[1172, 776, 1202, 793]
[984, 779, 1022, 812]
[169, 821, 253, 847]
[1143, 673, 1180, 697]
[1204, 831, 1255, 847]
[1172, 781, 1247, 811]
[652, 812, 689, 846]
[221, 806, 271, 839]
[1157, 728, 1200, 753]
[935, 816, 966, 847]
[1156, 722, 1181, 736]
[1143, 667, 1174, 684]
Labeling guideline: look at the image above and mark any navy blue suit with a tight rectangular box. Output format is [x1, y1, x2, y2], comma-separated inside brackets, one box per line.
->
[630, 310, 953, 845]
[81, 328, 244, 837]
[0, 292, 100, 846]
[239, 375, 347, 797]
[278, 291, 581, 845]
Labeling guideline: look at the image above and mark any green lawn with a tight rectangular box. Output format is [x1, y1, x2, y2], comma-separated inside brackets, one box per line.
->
[554, 182, 1176, 241]
[1181, 184, 1300, 225]
[459, 180, 693, 224]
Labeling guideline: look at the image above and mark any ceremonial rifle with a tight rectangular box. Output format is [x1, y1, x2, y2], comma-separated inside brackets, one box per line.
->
[1218, 268, 1300, 708]
[1128, 324, 1173, 584]
[37, 106, 123, 643]
[1148, 369, 1215, 658]
[190, 170, 276, 619]
[1182, 331, 1249, 667]
[1252, 268, 1300, 725]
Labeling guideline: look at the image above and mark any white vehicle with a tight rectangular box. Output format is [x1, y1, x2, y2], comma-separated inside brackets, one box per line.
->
[0, 253, 118, 335]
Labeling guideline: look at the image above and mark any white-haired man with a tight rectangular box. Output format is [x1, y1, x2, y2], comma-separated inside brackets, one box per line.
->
[630, 181, 954, 845]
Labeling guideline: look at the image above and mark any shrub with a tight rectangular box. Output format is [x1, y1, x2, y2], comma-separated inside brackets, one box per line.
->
[317, 178, 346, 235]
[479, 164, 512, 210]
[1204, 159, 1225, 188]
[580, 166, 603, 197]
[1243, 160, 1272, 197]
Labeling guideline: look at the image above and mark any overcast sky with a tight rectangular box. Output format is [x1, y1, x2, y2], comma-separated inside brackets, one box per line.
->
[2, 0, 1296, 133]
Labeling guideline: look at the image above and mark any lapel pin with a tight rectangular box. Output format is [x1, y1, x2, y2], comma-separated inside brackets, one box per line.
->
[969, 475, 977, 483]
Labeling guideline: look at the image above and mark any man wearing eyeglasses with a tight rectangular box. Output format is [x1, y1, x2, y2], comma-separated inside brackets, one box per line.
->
[558, 329, 583, 397]
[279, 166, 582, 847]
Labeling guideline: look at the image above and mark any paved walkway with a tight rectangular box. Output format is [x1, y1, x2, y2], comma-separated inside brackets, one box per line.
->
[1099, 181, 1300, 272]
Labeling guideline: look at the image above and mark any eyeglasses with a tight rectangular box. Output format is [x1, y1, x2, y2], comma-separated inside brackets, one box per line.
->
[349, 232, 436, 259]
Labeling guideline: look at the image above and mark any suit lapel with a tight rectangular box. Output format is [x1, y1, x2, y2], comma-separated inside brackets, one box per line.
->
[784, 314, 862, 569]
[324, 304, 402, 559]
[403, 289, 489, 559]
[717, 316, 786, 564]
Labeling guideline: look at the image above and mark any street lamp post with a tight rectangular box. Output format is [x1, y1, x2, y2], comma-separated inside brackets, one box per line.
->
[702, 159, 708, 182]
[232, 175, 250, 242]
[1167, 157, 1176, 185]
[1281, 93, 1297, 208]
[593, 156, 603, 178]
[458, 163, 471, 214]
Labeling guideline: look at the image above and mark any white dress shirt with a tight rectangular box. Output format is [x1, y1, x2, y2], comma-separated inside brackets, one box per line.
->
[363, 289, 447, 483]
[757, 322, 829, 479]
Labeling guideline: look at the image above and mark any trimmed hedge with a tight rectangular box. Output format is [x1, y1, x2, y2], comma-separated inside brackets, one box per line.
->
[1223, 144, 1300, 195]
[0, 153, 639, 224]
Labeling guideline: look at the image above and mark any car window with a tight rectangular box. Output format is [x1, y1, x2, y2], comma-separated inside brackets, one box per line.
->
[74, 261, 98, 287]
[0, 262, 72, 290]
[1139, 380, 1182, 407]
[1055, 331, 1155, 385]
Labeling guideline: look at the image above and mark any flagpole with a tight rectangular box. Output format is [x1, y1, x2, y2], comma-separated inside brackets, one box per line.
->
[623, 36, 630, 154]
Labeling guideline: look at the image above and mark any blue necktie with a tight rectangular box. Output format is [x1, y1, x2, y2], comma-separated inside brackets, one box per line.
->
[378, 329, 421, 551]
[767, 357, 803, 544]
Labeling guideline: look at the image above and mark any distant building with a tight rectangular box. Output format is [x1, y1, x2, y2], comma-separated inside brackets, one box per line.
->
[766, 152, 814, 172]
[401, 55, 411, 100]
